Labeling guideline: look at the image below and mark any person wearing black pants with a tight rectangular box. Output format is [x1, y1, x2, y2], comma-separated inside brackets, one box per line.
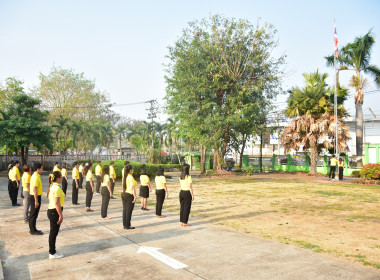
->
[61, 163, 68, 195]
[179, 164, 194, 227]
[29, 163, 44, 235]
[79, 163, 84, 189]
[10, 161, 21, 206]
[100, 165, 112, 220]
[122, 165, 137, 229]
[47, 171, 65, 259]
[7, 161, 14, 200]
[154, 167, 168, 218]
[95, 161, 102, 193]
[328, 155, 337, 180]
[109, 162, 116, 199]
[338, 158, 345, 181]
[72, 162, 80, 205]
[84, 163, 95, 212]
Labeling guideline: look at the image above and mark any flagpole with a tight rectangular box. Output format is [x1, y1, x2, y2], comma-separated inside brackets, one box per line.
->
[333, 19, 338, 158]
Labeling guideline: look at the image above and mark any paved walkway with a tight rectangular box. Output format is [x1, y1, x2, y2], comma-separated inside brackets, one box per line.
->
[0, 177, 379, 280]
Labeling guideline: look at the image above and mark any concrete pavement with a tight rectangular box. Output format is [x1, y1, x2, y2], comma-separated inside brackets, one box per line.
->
[0, 176, 379, 280]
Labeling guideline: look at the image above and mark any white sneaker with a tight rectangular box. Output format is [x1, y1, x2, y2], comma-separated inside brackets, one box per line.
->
[49, 252, 64, 259]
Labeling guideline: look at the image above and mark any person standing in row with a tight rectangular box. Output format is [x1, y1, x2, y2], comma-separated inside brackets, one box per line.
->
[338, 158, 345, 181]
[21, 164, 31, 223]
[29, 163, 43, 235]
[121, 161, 130, 181]
[95, 161, 102, 194]
[47, 171, 65, 259]
[329, 155, 337, 180]
[109, 161, 116, 199]
[100, 165, 112, 220]
[53, 162, 61, 172]
[179, 164, 194, 227]
[84, 162, 95, 212]
[72, 162, 80, 205]
[139, 166, 151, 211]
[8, 160, 14, 201]
[10, 160, 21, 206]
[122, 164, 137, 229]
[79, 162, 84, 189]
[155, 167, 168, 218]
[61, 163, 68, 195]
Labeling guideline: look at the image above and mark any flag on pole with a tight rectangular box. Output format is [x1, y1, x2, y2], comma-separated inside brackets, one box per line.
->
[334, 23, 339, 58]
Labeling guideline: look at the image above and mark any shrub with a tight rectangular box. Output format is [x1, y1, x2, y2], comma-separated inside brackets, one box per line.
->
[351, 170, 361, 178]
[360, 163, 380, 180]
[242, 165, 256, 176]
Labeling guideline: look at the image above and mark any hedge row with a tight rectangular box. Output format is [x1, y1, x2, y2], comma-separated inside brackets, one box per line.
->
[78, 160, 181, 179]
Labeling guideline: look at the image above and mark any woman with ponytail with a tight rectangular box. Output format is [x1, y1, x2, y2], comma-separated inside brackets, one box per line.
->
[84, 162, 95, 212]
[122, 164, 137, 229]
[179, 164, 194, 226]
[47, 171, 65, 259]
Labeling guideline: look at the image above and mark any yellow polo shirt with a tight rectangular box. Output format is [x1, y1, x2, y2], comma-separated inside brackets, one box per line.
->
[22, 172, 31, 191]
[86, 170, 94, 181]
[179, 175, 192, 191]
[79, 165, 84, 174]
[101, 174, 110, 187]
[126, 174, 137, 195]
[140, 175, 150, 186]
[72, 167, 80, 180]
[8, 168, 14, 180]
[53, 166, 61, 172]
[61, 168, 67, 177]
[48, 183, 65, 209]
[110, 166, 116, 179]
[95, 165, 102, 176]
[30, 172, 43, 196]
[155, 176, 166, 190]
[338, 161, 344, 168]
[11, 166, 20, 181]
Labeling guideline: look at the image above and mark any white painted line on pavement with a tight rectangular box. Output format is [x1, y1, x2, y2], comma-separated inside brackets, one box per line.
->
[137, 246, 188, 270]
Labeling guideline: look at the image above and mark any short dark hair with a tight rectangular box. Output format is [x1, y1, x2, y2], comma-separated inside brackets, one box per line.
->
[22, 164, 30, 173]
[34, 163, 42, 171]
[124, 161, 130, 166]
[140, 167, 147, 175]
[110, 161, 114, 165]
[62, 162, 67, 168]
[97, 161, 101, 164]
[14, 160, 20, 165]
[73, 162, 78, 167]
[55, 162, 59, 165]
[156, 167, 164, 176]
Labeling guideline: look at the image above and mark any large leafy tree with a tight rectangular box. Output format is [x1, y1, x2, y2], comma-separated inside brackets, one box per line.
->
[326, 30, 380, 156]
[0, 77, 23, 111]
[281, 71, 350, 175]
[0, 94, 53, 165]
[165, 14, 284, 170]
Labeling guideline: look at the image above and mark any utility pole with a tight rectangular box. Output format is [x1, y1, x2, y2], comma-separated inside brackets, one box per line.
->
[276, 113, 281, 155]
[146, 99, 158, 148]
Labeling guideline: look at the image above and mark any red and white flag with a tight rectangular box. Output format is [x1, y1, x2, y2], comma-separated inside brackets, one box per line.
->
[334, 23, 339, 58]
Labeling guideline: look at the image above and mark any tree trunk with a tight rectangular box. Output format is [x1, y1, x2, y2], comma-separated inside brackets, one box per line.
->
[355, 103, 363, 156]
[200, 144, 206, 174]
[213, 148, 220, 170]
[25, 146, 29, 164]
[259, 133, 263, 172]
[310, 146, 317, 175]
[20, 146, 26, 166]
[239, 134, 247, 169]
[220, 123, 230, 167]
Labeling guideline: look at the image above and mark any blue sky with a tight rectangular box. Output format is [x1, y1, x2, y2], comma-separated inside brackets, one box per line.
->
[0, 0, 379, 121]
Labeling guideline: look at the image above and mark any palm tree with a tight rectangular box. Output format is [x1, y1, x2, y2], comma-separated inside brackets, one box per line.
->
[282, 71, 350, 175]
[326, 30, 380, 156]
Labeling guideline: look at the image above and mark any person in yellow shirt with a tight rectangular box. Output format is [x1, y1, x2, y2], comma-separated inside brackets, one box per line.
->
[95, 161, 102, 194]
[53, 162, 61, 172]
[122, 165, 137, 229]
[7, 160, 14, 201]
[10, 160, 21, 206]
[61, 163, 68, 195]
[179, 164, 195, 227]
[78, 162, 84, 189]
[328, 155, 337, 180]
[22, 164, 32, 223]
[100, 165, 112, 220]
[47, 171, 65, 259]
[338, 157, 345, 181]
[72, 162, 80, 205]
[29, 163, 44, 235]
[155, 167, 168, 218]
[84, 162, 95, 212]
[109, 161, 116, 199]
[139, 166, 152, 211]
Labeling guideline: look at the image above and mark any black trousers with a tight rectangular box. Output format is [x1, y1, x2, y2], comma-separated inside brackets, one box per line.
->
[121, 192, 134, 228]
[8, 179, 12, 200]
[339, 167, 344, 180]
[101, 187, 110, 218]
[29, 195, 41, 232]
[329, 166, 336, 179]
[96, 176, 101, 193]
[180, 190, 192, 223]
[62, 177, 68, 195]
[10, 180, 19, 205]
[47, 208, 62, 255]
[156, 189, 166, 216]
[79, 173, 84, 188]
[86, 182, 93, 207]
[72, 180, 78, 204]
[111, 181, 115, 195]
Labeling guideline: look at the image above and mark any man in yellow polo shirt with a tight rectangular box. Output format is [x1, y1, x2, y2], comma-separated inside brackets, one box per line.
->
[109, 161, 116, 199]
[95, 161, 102, 194]
[72, 162, 80, 205]
[10, 160, 21, 206]
[29, 163, 44, 235]
[329, 155, 338, 180]
[53, 162, 61, 172]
